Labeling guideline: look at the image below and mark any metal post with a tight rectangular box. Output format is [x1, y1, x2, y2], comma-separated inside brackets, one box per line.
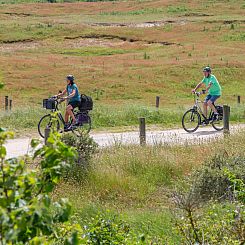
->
[44, 126, 51, 145]
[237, 95, 241, 104]
[9, 99, 12, 111]
[223, 105, 230, 135]
[139, 117, 146, 145]
[5, 96, 8, 111]
[156, 96, 160, 108]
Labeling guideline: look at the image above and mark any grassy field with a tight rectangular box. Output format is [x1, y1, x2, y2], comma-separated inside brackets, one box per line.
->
[53, 129, 245, 243]
[0, 102, 244, 135]
[0, 0, 244, 132]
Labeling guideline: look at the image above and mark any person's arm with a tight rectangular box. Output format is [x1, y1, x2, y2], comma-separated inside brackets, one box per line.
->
[64, 89, 76, 100]
[192, 82, 204, 93]
[56, 89, 66, 97]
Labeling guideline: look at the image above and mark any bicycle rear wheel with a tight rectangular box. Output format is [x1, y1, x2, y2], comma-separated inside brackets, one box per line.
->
[182, 109, 201, 133]
[38, 114, 60, 138]
[211, 114, 224, 131]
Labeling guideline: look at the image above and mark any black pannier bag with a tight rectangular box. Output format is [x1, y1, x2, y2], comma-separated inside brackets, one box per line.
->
[216, 105, 223, 116]
[43, 98, 56, 110]
[79, 94, 93, 111]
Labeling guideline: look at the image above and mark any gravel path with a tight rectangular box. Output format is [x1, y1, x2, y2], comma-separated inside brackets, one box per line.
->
[4, 125, 245, 159]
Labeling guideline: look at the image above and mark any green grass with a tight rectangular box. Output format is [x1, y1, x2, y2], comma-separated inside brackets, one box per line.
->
[123, 210, 179, 243]
[73, 205, 179, 243]
[60, 47, 130, 57]
[92, 104, 183, 128]
[0, 103, 244, 133]
[0, 104, 183, 133]
[53, 129, 245, 243]
[167, 5, 189, 14]
[0, 23, 72, 43]
[223, 32, 245, 41]
[0, 107, 46, 133]
[100, 8, 164, 16]
[54, 142, 197, 242]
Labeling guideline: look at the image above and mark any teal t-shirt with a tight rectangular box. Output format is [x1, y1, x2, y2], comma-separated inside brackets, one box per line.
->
[202, 74, 221, 96]
[66, 84, 80, 102]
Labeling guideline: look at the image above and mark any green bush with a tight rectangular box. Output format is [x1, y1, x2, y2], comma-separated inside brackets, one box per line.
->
[173, 199, 245, 244]
[61, 132, 98, 182]
[0, 130, 79, 244]
[81, 212, 132, 244]
[172, 156, 245, 244]
[191, 155, 245, 202]
[61, 132, 97, 165]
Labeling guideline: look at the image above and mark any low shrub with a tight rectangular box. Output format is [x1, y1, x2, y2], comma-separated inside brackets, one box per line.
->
[191, 155, 245, 202]
[81, 212, 132, 244]
[173, 199, 245, 244]
[172, 155, 245, 244]
[61, 132, 98, 182]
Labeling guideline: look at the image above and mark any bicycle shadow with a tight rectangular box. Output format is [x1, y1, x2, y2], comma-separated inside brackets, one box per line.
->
[192, 130, 222, 136]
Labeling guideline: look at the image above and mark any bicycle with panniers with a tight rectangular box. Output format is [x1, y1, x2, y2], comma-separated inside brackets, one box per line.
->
[182, 90, 223, 133]
[38, 94, 93, 138]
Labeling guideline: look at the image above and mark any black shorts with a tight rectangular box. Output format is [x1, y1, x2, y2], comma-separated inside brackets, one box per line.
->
[68, 100, 80, 109]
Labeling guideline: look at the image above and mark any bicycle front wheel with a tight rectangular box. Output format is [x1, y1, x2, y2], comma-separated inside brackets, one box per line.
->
[38, 114, 60, 138]
[182, 109, 201, 133]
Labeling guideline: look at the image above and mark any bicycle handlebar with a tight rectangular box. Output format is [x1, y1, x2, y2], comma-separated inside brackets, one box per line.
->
[193, 89, 206, 97]
[50, 96, 66, 104]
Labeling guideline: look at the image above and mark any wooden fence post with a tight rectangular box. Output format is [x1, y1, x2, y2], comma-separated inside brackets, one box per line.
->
[237, 95, 241, 104]
[9, 99, 12, 111]
[156, 96, 160, 108]
[223, 105, 230, 135]
[5, 96, 8, 111]
[44, 126, 51, 145]
[139, 117, 146, 145]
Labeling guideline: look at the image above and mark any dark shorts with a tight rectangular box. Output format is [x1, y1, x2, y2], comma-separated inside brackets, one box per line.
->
[204, 94, 220, 103]
[68, 100, 80, 109]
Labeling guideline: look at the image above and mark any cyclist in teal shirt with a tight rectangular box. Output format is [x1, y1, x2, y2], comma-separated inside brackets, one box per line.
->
[192, 67, 222, 121]
[57, 75, 81, 130]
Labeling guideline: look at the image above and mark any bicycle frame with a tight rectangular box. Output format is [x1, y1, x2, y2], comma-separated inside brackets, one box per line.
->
[49, 99, 86, 127]
[48, 99, 67, 126]
[192, 93, 213, 122]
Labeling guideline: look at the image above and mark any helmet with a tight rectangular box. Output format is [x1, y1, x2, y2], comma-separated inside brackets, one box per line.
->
[203, 66, 211, 73]
[66, 75, 74, 81]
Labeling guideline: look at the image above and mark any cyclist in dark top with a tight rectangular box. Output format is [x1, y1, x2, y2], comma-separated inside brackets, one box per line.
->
[56, 75, 80, 130]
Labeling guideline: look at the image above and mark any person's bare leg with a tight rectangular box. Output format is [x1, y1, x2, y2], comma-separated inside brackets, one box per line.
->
[65, 105, 76, 124]
[66, 105, 76, 123]
[203, 102, 208, 118]
[207, 100, 217, 113]
[65, 110, 69, 124]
